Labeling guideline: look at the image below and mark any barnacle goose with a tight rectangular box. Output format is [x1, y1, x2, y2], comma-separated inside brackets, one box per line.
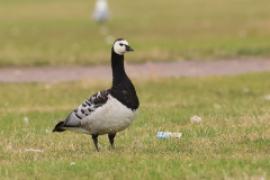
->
[53, 38, 139, 151]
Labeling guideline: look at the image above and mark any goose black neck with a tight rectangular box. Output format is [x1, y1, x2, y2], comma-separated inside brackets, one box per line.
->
[111, 49, 128, 87]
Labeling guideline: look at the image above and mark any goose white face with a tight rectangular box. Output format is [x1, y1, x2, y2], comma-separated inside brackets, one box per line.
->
[113, 39, 134, 55]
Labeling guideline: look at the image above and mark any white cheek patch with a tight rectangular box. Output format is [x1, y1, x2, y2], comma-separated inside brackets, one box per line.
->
[114, 45, 125, 55]
[113, 40, 129, 55]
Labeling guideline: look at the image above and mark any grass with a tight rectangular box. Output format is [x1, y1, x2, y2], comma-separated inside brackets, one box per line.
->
[1, 0, 270, 66]
[0, 73, 270, 179]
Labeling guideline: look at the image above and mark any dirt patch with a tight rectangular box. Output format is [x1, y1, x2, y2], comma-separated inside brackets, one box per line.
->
[0, 59, 270, 83]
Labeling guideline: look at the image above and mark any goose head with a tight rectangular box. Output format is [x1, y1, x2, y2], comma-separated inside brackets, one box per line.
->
[113, 38, 134, 55]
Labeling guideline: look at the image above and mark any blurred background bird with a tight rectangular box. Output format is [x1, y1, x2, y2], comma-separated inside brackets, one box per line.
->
[92, 0, 109, 24]
[92, 0, 114, 44]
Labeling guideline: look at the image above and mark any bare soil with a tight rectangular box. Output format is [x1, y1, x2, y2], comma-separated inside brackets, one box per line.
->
[0, 59, 270, 83]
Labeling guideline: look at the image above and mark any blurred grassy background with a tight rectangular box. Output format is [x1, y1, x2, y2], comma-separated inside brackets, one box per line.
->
[1, 0, 270, 66]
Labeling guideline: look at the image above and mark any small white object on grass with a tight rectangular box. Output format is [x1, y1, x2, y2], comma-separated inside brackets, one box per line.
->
[70, 162, 76, 166]
[45, 128, 50, 134]
[24, 148, 44, 153]
[190, 115, 202, 124]
[263, 94, 270, 101]
[23, 116, 29, 125]
[156, 131, 182, 139]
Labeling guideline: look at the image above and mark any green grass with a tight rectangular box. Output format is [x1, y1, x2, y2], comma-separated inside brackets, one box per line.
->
[1, 0, 270, 66]
[1, 73, 270, 179]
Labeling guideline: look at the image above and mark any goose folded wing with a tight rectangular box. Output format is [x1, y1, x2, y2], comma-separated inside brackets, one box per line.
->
[63, 90, 110, 127]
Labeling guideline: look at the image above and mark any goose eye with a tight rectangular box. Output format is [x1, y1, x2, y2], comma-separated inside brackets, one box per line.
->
[119, 43, 124, 46]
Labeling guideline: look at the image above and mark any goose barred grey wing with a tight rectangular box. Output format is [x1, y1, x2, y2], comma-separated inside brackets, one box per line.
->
[73, 90, 110, 120]
[53, 90, 110, 131]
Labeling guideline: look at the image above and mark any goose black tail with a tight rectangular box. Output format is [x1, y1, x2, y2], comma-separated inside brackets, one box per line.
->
[53, 121, 66, 132]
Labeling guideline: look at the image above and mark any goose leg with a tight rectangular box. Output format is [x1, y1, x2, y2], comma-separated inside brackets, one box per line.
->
[91, 134, 99, 151]
[108, 133, 116, 148]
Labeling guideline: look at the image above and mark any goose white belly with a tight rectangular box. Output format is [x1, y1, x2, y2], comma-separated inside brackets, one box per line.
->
[81, 95, 136, 134]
